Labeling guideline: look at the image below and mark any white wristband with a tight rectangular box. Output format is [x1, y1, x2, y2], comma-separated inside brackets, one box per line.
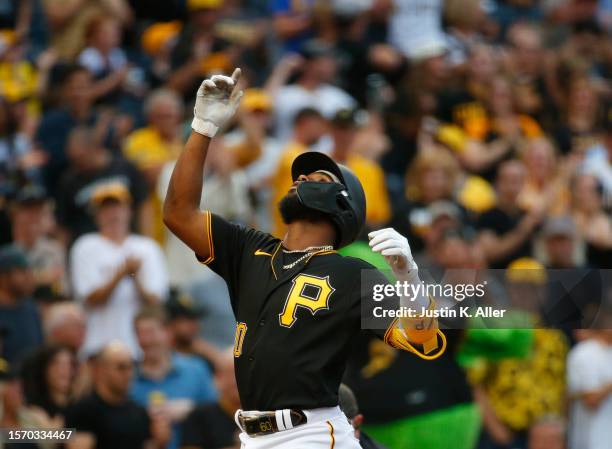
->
[191, 117, 219, 137]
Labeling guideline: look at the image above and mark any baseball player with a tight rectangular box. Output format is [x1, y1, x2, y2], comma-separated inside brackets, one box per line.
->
[163, 68, 446, 448]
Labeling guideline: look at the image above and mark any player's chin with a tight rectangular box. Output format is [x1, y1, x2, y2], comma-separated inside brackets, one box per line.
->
[279, 193, 300, 224]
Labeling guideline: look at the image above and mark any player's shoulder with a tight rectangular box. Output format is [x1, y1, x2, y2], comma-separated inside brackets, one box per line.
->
[336, 254, 379, 271]
[210, 212, 279, 248]
[332, 254, 392, 285]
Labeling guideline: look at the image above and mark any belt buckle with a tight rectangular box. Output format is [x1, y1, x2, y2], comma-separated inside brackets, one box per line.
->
[240, 412, 276, 437]
[257, 417, 274, 434]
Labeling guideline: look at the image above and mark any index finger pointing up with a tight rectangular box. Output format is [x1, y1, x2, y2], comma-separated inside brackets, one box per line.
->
[231, 67, 242, 84]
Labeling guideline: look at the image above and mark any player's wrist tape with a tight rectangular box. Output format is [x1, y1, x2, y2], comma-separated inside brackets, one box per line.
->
[191, 117, 219, 137]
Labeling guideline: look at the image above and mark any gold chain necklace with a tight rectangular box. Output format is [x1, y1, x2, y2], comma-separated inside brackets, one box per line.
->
[281, 245, 333, 270]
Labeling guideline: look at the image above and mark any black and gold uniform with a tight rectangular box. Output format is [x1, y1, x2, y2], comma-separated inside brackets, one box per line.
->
[194, 151, 444, 413]
[198, 211, 405, 411]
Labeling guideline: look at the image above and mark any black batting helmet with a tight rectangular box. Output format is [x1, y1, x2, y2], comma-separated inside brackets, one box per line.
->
[291, 151, 366, 249]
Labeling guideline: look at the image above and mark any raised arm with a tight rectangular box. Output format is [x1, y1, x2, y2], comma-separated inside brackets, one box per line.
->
[162, 69, 243, 258]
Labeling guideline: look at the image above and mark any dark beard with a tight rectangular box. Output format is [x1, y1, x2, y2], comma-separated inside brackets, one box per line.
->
[278, 192, 331, 225]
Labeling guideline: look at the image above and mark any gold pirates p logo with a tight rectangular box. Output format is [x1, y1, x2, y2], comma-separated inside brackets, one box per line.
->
[279, 274, 335, 327]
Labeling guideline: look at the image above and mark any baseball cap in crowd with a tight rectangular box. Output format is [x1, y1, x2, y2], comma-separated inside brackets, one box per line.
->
[14, 185, 48, 207]
[200, 52, 233, 76]
[331, 109, 358, 128]
[241, 89, 273, 113]
[332, 0, 372, 18]
[141, 21, 182, 56]
[165, 288, 204, 320]
[0, 244, 30, 274]
[33, 284, 66, 304]
[409, 36, 448, 62]
[300, 40, 336, 60]
[89, 182, 132, 208]
[440, 225, 477, 243]
[187, 0, 222, 11]
[427, 200, 461, 223]
[541, 216, 576, 239]
[0, 357, 17, 382]
[506, 257, 547, 285]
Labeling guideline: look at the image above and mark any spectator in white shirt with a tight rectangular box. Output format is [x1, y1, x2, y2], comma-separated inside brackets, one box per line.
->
[567, 311, 612, 449]
[272, 40, 356, 143]
[70, 183, 168, 358]
[582, 117, 612, 210]
[77, 14, 130, 104]
[388, 0, 446, 60]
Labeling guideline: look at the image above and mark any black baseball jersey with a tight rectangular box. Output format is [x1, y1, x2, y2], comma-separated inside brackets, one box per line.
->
[196, 212, 399, 411]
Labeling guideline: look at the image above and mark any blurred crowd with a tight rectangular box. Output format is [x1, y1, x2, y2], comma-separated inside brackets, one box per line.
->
[0, 0, 612, 448]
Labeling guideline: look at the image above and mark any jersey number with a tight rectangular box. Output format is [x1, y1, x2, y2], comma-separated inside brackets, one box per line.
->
[279, 274, 335, 328]
[233, 322, 247, 357]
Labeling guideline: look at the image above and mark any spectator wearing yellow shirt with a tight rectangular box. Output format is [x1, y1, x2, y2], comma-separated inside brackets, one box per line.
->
[436, 75, 543, 180]
[124, 89, 184, 180]
[518, 137, 572, 216]
[328, 109, 391, 226]
[272, 108, 391, 238]
[0, 32, 53, 124]
[222, 89, 284, 232]
[471, 258, 568, 449]
[123, 89, 184, 241]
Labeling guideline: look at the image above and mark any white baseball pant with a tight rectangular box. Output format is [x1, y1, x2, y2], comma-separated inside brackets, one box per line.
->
[236, 406, 362, 449]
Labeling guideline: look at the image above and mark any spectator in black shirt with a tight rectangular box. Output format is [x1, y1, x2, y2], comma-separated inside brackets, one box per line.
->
[166, 1, 233, 99]
[36, 65, 98, 197]
[0, 245, 43, 365]
[55, 126, 149, 241]
[65, 341, 170, 449]
[180, 350, 240, 449]
[570, 173, 612, 268]
[541, 216, 602, 332]
[477, 160, 541, 268]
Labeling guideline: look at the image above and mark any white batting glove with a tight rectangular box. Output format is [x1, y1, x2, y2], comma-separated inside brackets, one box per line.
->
[368, 228, 419, 282]
[369, 228, 431, 310]
[192, 68, 244, 137]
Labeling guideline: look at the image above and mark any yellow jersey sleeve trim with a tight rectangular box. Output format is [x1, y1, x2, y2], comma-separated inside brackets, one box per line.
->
[197, 211, 215, 265]
[270, 243, 282, 280]
[383, 317, 399, 343]
[383, 297, 447, 360]
[385, 326, 447, 360]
